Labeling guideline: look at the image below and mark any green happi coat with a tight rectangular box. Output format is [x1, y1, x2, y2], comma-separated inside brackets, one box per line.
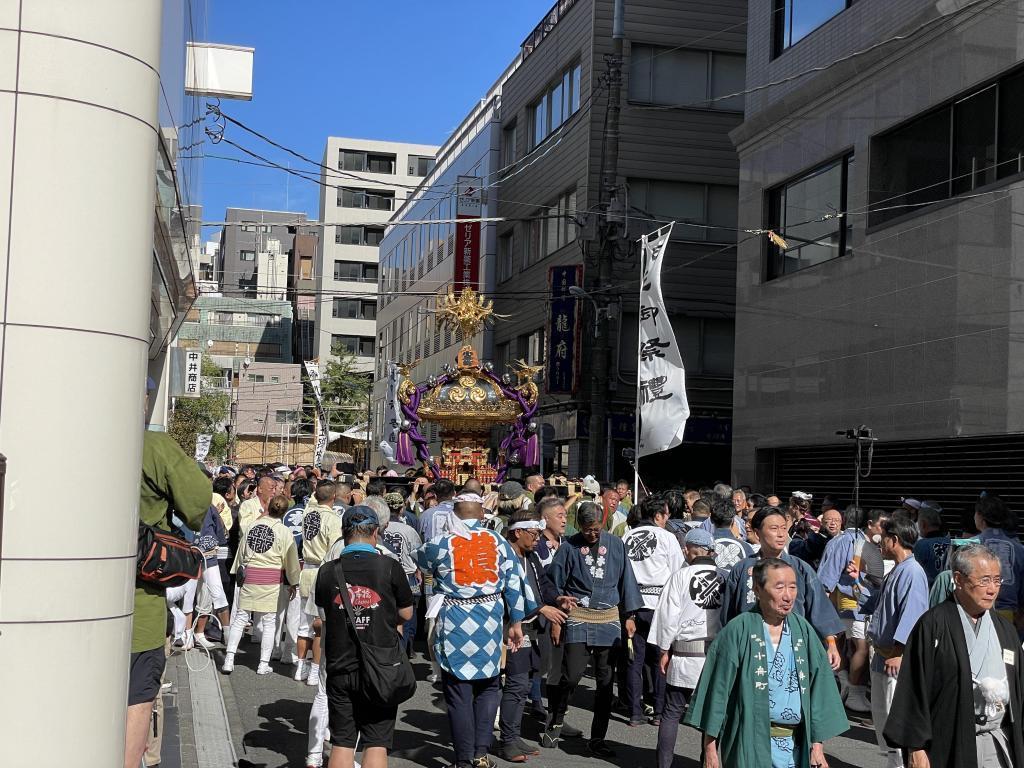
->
[683, 608, 849, 768]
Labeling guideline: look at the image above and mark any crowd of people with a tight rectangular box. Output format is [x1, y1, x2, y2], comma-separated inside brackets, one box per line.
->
[128, 439, 1024, 768]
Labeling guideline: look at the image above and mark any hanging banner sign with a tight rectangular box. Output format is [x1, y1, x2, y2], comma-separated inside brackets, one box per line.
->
[453, 176, 482, 292]
[183, 350, 202, 399]
[547, 265, 582, 395]
[637, 223, 689, 457]
[383, 362, 401, 446]
[194, 433, 213, 462]
[303, 360, 331, 466]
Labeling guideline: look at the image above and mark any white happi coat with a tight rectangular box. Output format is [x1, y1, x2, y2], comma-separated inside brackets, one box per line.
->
[650, 558, 724, 688]
[231, 517, 300, 613]
[621, 523, 686, 610]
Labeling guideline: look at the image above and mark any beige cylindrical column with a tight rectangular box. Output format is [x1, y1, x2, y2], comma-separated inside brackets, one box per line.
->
[0, 2, 164, 764]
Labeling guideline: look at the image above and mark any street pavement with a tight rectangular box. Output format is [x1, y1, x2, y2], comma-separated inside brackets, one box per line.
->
[207, 639, 887, 768]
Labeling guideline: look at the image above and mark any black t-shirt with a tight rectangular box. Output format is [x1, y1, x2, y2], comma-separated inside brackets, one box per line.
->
[315, 549, 414, 675]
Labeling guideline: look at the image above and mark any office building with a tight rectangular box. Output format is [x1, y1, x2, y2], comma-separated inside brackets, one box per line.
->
[371, 65, 516, 464]
[314, 137, 439, 371]
[730, 0, 1024, 510]
[491, 0, 746, 481]
[216, 207, 316, 298]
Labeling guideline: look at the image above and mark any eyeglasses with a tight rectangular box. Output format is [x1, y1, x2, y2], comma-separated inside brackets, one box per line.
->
[961, 575, 1003, 587]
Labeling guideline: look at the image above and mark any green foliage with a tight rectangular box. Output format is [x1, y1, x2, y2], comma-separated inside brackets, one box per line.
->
[306, 347, 372, 429]
[169, 354, 230, 460]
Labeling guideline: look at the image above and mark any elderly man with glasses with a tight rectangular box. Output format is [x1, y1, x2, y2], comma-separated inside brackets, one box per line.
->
[885, 542, 1024, 768]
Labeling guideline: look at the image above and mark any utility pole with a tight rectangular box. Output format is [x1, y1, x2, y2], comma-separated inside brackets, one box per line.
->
[588, 0, 625, 479]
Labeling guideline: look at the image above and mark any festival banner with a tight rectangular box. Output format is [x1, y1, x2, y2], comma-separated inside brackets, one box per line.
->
[453, 176, 482, 292]
[194, 433, 212, 462]
[383, 361, 401, 449]
[303, 360, 330, 466]
[183, 350, 202, 399]
[637, 224, 689, 457]
[547, 265, 582, 395]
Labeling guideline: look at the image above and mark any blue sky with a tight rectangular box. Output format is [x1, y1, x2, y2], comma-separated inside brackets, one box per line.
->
[200, 0, 553, 236]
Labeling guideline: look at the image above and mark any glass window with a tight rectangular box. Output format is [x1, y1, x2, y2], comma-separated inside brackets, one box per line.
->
[361, 301, 377, 320]
[953, 86, 997, 195]
[767, 155, 852, 279]
[408, 155, 435, 176]
[869, 109, 951, 226]
[630, 179, 739, 242]
[239, 249, 255, 261]
[333, 299, 360, 319]
[701, 319, 735, 375]
[275, 409, 298, 424]
[250, 374, 265, 383]
[365, 226, 385, 246]
[362, 264, 378, 281]
[629, 45, 745, 111]
[333, 261, 360, 281]
[337, 187, 394, 210]
[530, 62, 582, 147]
[336, 226, 361, 245]
[498, 230, 515, 283]
[340, 150, 366, 172]
[774, 0, 853, 55]
[998, 69, 1024, 179]
[367, 153, 396, 174]
[502, 122, 517, 170]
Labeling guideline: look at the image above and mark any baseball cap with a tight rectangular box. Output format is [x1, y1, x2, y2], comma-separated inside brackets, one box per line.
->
[684, 528, 716, 550]
[343, 505, 379, 533]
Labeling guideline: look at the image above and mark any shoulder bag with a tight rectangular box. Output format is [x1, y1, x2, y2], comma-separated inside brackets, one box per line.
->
[334, 555, 417, 707]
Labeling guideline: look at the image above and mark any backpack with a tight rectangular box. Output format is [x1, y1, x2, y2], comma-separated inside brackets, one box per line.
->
[137, 523, 205, 588]
[333, 555, 416, 707]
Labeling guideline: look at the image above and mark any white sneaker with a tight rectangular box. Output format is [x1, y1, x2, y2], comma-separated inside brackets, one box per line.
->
[294, 660, 308, 681]
[846, 686, 871, 714]
[256, 662, 273, 675]
[306, 664, 320, 686]
[221, 655, 235, 674]
[194, 632, 218, 650]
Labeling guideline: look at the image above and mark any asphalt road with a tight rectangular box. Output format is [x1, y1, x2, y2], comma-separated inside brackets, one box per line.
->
[216, 640, 886, 768]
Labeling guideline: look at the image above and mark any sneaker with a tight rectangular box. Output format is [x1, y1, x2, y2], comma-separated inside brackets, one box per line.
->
[561, 721, 583, 738]
[293, 660, 308, 681]
[514, 737, 540, 756]
[539, 724, 562, 749]
[194, 633, 219, 650]
[221, 655, 235, 674]
[256, 662, 273, 675]
[588, 739, 617, 758]
[306, 664, 320, 686]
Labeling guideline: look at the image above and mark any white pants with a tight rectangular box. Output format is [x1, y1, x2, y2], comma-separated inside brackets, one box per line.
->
[298, 607, 315, 639]
[306, 664, 330, 766]
[166, 581, 198, 639]
[200, 560, 229, 611]
[226, 609, 277, 664]
[871, 669, 903, 768]
[275, 587, 301, 661]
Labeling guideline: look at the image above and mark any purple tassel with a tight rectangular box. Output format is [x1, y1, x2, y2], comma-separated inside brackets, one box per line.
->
[523, 433, 539, 466]
[396, 432, 414, 466]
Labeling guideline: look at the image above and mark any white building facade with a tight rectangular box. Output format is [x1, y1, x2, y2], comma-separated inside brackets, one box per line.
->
[314, 137, 438, 370]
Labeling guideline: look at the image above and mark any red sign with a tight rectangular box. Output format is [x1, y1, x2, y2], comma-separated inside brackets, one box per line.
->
[453, 175, 482, 292]
[454, 218, 480, 291]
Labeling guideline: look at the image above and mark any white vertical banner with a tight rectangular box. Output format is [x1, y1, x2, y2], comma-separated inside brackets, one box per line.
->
[183, 350, 202, 399]
[303, 360, 330, 466]
[637, 223, 689, 457]
[194, 433, 213, 461]
[383, 361, 401, 446]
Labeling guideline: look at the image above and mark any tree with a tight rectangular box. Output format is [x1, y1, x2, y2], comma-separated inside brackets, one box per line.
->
[307, 348, 373, 431]
[169, 355, 230, 461]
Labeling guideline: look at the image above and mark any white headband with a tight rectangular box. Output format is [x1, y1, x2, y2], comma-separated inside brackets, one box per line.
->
[453, 493, 485, 504]
[508, 520, 546, 531]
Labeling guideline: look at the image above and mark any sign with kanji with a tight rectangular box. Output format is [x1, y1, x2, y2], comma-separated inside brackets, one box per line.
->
[182, 350, 202, 399]
[451, 532, 499, 587]
[637, 224, 689, 457]
[547, 265, 582, 395]
[453, 176, 482, 292]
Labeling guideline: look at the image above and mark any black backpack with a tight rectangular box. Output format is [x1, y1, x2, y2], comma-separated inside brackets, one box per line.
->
[333, 555, 416, 707]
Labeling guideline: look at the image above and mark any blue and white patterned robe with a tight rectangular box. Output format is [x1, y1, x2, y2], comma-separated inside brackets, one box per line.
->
[418, 518, 529, 680]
